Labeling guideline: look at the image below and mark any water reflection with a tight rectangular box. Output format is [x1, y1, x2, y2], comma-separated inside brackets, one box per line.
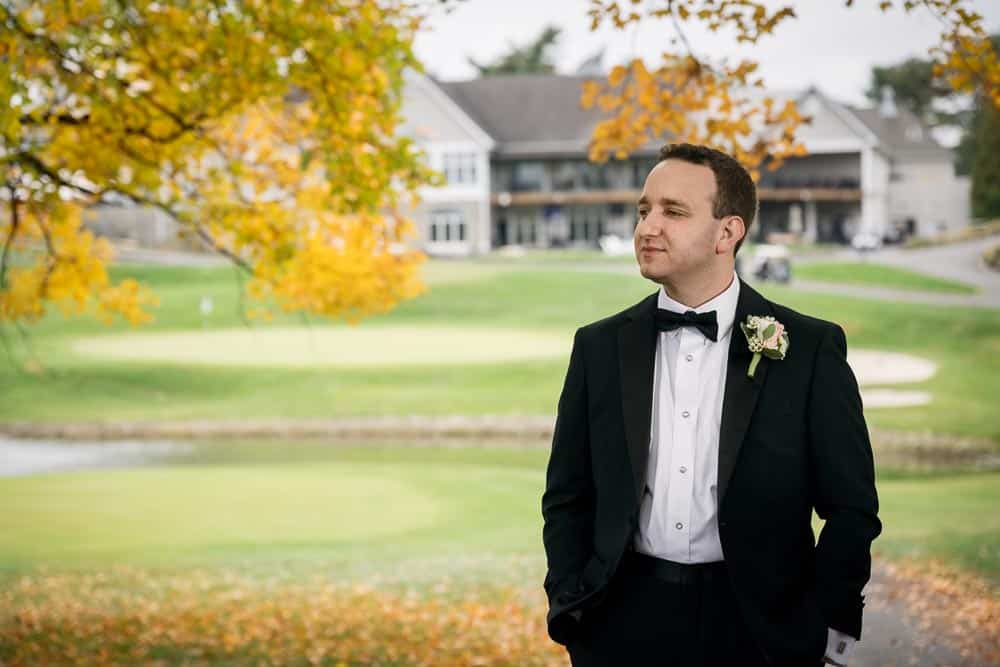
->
[2, 435, 995, 478]
[0, 436, 548, 478]
[0, 438, 193, 477]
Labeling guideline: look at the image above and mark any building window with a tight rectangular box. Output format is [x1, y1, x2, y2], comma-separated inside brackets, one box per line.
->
[442, 152, 478, 185]
[505, 209, 538, 245]
[569, 205, 603, 242]
[430, 210, 467, 243]
[511, 162, 545, 191]
[552, 161, 577, 191]
[632, 158, 658, 188]
[580, 162, 608, 189]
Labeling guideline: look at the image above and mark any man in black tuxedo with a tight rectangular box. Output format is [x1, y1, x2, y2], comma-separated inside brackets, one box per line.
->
[541, 143, 881, 666]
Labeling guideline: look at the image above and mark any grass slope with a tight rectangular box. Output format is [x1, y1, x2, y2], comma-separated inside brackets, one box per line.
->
[2, 262, 998, 441]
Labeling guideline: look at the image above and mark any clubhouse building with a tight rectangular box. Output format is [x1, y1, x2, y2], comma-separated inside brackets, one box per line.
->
[397, 70, 971, 257]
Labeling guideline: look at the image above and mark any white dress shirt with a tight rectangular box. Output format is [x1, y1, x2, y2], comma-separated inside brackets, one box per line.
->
[633, 269, 739, 562]
[630, 270, 857, 664]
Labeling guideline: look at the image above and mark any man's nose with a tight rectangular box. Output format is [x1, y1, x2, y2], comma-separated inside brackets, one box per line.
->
[636, 214, 663, 237]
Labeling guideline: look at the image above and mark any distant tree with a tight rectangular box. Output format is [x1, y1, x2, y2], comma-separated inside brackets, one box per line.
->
[954, 96, 984, 176]
[971, 101, 1000, 219]
[864, 34, 1000, 177]
[865, 57, 955, 124]
[574, 47, 606, 76]
[468, 25, 561, 76]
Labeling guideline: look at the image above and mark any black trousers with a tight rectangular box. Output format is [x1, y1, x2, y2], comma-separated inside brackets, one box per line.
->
[565, 549, 786, 667]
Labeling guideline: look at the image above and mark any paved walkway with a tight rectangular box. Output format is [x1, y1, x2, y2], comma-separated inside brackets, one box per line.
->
[798, 236, 999, 289]
[111, 245, 228, 267]
[778, 276, 997, 308]
[790, 236, 1000, 309]
[855, 561, 992, 667]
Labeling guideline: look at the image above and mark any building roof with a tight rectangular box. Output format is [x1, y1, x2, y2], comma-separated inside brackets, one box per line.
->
[848, 106, 950, 160]
[430, 73, 950, 162]
[434, 73, 660, 158]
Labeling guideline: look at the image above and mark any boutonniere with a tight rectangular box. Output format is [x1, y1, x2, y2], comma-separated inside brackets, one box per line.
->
[739, 315, 789, 378]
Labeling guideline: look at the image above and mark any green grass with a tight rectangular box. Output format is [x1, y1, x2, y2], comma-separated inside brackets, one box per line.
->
[869, 470, 1000, 581]
[794, 261, 978, 294]
[2, 261, 999, 441]
[0, 444, 996, 588]
[0, 463, 443, 566]
[0, 444, 547, 582]
[482, 247, 637, 263]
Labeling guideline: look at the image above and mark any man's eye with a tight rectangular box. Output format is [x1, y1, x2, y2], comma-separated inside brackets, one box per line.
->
[637, 209, 648, 218]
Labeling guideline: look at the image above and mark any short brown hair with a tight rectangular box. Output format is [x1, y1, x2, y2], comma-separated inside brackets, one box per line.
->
[656, 143, 756, 255]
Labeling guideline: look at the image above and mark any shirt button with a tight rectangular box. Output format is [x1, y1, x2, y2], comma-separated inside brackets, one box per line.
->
[679, 466, 687, 473]
[685, 353, 694, 361]
[681, 410, 690, 418]
[675, 522, 683, 530]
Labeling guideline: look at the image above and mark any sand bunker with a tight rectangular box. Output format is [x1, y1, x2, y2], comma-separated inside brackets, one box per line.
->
[70, 325, 573, 367]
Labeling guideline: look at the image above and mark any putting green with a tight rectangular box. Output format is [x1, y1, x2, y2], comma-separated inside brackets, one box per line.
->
[0, 463, 443, 564]
[69, 324, 572, 367]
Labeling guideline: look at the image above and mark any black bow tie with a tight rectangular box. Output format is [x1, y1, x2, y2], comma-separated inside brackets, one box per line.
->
[654, 308, 719, 342]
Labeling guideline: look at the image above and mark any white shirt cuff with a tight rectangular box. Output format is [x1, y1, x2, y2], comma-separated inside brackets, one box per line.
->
[825, 626, 857, 665]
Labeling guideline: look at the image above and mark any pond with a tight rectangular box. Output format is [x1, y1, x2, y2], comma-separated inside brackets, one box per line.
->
[0, 435, 550, 478]
[4, 432, 997, 480]
[0, 437, 194, 477]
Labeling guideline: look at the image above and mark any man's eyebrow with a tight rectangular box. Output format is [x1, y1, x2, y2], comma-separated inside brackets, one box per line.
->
[636, 196, 690, 209]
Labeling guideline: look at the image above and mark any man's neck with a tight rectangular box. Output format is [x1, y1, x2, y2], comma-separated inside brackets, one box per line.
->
[660, 267, 735, 309]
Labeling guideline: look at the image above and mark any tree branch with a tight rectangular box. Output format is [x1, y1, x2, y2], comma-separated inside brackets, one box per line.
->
[33, 215, 64, 298]
[16, 151, 102, 198]
[0, 184, 20, 291]
[119, 190, 255, 275]
[668, 1, 696, 59]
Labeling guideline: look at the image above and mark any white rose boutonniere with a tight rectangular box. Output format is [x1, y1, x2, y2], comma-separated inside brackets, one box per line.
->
[739, 314, 789, 378]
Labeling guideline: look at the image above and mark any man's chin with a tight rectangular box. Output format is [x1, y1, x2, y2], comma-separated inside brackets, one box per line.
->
[638, 263, 672, 283]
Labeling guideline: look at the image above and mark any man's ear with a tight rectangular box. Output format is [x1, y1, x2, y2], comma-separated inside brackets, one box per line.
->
[718, 215, 746, 254]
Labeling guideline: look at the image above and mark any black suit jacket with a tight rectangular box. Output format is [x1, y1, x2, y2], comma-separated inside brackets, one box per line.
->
[541, 275, 882, 666]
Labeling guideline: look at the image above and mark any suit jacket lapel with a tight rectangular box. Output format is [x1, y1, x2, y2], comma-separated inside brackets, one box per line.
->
[717, 277, 773, 510]
[617, 276, 774, 510]
[618, 292, 658, 505]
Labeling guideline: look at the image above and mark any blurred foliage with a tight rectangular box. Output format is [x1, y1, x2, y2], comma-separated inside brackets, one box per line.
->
[581, 1, 1000, 178]
[0, 0, 442, 329]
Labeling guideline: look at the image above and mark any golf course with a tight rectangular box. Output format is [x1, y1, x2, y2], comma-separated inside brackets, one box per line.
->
[1, 257, 998, 665]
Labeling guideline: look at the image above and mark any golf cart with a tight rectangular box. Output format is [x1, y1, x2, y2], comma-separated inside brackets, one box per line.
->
[747, 243, 792, 283]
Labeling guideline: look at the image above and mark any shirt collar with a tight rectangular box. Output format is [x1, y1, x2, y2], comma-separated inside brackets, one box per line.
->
[657, 269, 740, 341]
